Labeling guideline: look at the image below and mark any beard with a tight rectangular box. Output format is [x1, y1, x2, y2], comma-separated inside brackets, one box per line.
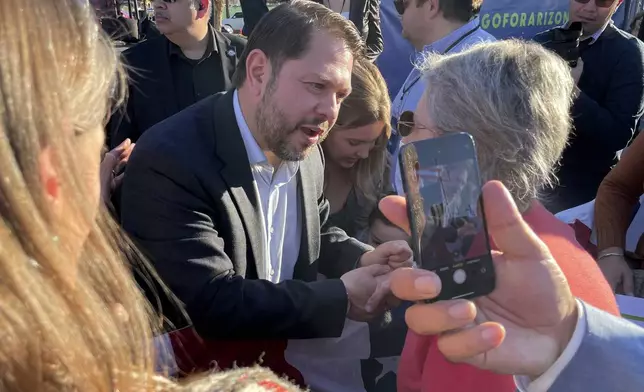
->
[255, 81, 330, 162]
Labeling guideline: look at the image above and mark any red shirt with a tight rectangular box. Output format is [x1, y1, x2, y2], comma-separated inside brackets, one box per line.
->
[397, 201, 619, 392]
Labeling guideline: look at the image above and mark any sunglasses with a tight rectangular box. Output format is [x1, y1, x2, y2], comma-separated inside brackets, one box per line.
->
[573, 0, 617, 7]
[397, 111, 415, 137]
[393, 0, 409, 15]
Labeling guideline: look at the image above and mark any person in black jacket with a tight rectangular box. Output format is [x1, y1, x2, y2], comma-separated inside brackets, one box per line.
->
[108, 0, 246, 148]
[538, 0, 644, 212]
[243, 0, 383, 60]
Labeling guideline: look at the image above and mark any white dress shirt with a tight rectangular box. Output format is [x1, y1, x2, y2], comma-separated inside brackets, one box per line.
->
[515, 299, 586, 392]
[233, 90, 301, 283]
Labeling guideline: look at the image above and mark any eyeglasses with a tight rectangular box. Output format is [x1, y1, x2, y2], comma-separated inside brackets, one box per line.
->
[573, 0, 617, 8]
[393, 0, 409, 15]
[397, 111, 415, 137]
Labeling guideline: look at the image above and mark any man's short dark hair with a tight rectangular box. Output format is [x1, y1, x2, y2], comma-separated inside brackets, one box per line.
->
[416, 0, 482, 23]
[232, 0, 365, 88]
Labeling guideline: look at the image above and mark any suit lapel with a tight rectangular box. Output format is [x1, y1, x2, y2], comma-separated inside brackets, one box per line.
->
[214, 31, 237, 89]
[293, 152, 321, 281]
[211, 91, 266, 279]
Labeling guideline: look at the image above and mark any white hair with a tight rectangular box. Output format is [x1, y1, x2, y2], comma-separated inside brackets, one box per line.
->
[418, 40, 575, 212]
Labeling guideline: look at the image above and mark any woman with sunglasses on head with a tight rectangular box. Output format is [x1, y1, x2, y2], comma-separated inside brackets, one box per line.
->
[394, 40, 619, 392]
[0, 0, 302, 390]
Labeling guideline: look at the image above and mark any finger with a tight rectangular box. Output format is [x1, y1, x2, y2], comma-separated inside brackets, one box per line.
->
[121, 142, 136, 159]
[363, 264, 391, 277]
[388, 259, 414, 269]
[113, 173, 125, 189]
[405, 300, 476, 335]
[384, 240, 413, 262]
[482, 181, 548, 259]
[365, 277, 390, 313]
[390, 267, 441, 301]
[379, 196, 410, 235]
[623, 269, 635, 297]
[436, 322, 505, 364]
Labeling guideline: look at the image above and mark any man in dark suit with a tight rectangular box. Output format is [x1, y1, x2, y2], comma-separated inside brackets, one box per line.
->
[108, 0, 246, 148]
[121, 0, 411, 342]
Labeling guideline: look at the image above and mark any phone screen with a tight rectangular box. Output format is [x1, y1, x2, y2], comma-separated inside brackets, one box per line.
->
[400, 133, 494, 300]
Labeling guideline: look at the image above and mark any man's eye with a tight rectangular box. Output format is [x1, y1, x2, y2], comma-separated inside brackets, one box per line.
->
[308, 82, 324, 90]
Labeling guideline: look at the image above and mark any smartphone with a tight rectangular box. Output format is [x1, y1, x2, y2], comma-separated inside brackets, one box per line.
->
[399, 133, 495, 301]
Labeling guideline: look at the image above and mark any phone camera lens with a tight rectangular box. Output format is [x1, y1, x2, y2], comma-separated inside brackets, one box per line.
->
[480, 267, 487, 274]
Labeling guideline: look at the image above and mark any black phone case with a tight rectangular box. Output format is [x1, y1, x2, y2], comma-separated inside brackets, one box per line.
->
[398, 133, 496, 302]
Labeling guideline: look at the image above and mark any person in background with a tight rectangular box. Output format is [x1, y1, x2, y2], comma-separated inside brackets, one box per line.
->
[323, 57, 392, 238]
[139, 9, 162, 40]
[385, 181, 644, 392]
[0, 0, 302, 390]
[108, 0, 246, 148]
[374, 0, 415, 100]
[394, 40, 618, 392]
[388, 0, 494, 170]
[594, 132, 644, 295]
[542, 0, 644, 212]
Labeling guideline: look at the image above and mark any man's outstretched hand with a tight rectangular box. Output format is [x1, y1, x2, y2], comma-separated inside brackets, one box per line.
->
[379, 181, 579, 379]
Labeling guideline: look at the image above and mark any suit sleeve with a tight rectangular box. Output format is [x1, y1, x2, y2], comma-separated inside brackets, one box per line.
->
[572, 43, 644, 152]
[121, 143, 348, 340]
[546, 301, 644, 392]
[108, 79, 141, 149]
[315, 147, 372, 279]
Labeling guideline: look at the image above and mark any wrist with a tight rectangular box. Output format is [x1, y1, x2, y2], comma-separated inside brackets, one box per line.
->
[597, 246, 624, 260]
[553, 299, 579, 366]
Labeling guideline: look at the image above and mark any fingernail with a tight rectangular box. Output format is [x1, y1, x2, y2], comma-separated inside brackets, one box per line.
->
[447, 301, 472, 319]
[481, 326, 497, 342]
[365, 305, 373, 313]
[413, 275, 440, 295]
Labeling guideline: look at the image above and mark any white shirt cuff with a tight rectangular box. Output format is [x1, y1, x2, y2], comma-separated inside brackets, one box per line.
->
[515, 299, 586, 392]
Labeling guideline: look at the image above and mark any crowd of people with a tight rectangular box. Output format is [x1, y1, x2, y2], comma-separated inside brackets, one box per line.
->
[2, 0, 644, 391]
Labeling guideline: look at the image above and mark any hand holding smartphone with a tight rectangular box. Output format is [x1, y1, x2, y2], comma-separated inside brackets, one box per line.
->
[399, 133, 495, 301]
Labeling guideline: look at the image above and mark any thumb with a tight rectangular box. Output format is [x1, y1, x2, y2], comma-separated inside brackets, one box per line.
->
[482, 181, 549, 260]
[379, 196, 411, 235]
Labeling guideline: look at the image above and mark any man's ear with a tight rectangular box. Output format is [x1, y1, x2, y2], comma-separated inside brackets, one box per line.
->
[426, 0, 440, 19]
[196, 0, 209, 19]
[38, 147, 61, 210]
[244, 49, 272, 97]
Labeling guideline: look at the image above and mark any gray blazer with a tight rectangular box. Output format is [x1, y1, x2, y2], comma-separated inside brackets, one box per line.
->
[550, 301, 644, 391]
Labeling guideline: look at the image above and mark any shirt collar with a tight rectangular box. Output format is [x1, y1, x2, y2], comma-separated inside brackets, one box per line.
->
[420, 17, 481, 55]
[233, 90, 267, 165]
[564, 20, 612, 45]
[168, 26, 218, 58]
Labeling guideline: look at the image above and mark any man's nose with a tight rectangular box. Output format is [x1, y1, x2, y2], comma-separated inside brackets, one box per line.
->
[316, 93, 340, 125]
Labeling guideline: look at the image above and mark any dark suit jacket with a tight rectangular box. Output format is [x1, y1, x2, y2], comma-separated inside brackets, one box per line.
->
[108, 31, 246, 149]
[120, 91, 371, 340]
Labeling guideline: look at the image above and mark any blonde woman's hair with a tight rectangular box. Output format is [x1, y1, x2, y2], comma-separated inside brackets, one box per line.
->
[332, 57, 392, 206]
[0, 1, 306, 390]
[418, 40, 575, 212]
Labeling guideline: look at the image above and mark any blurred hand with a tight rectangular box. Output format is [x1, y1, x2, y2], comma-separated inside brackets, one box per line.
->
[598, 250, 634, 296]
[100, 139, 135, 209]
[340, 264, 392, 321]
[381, 181, 579, 379]
[359, 240, 413, 269]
